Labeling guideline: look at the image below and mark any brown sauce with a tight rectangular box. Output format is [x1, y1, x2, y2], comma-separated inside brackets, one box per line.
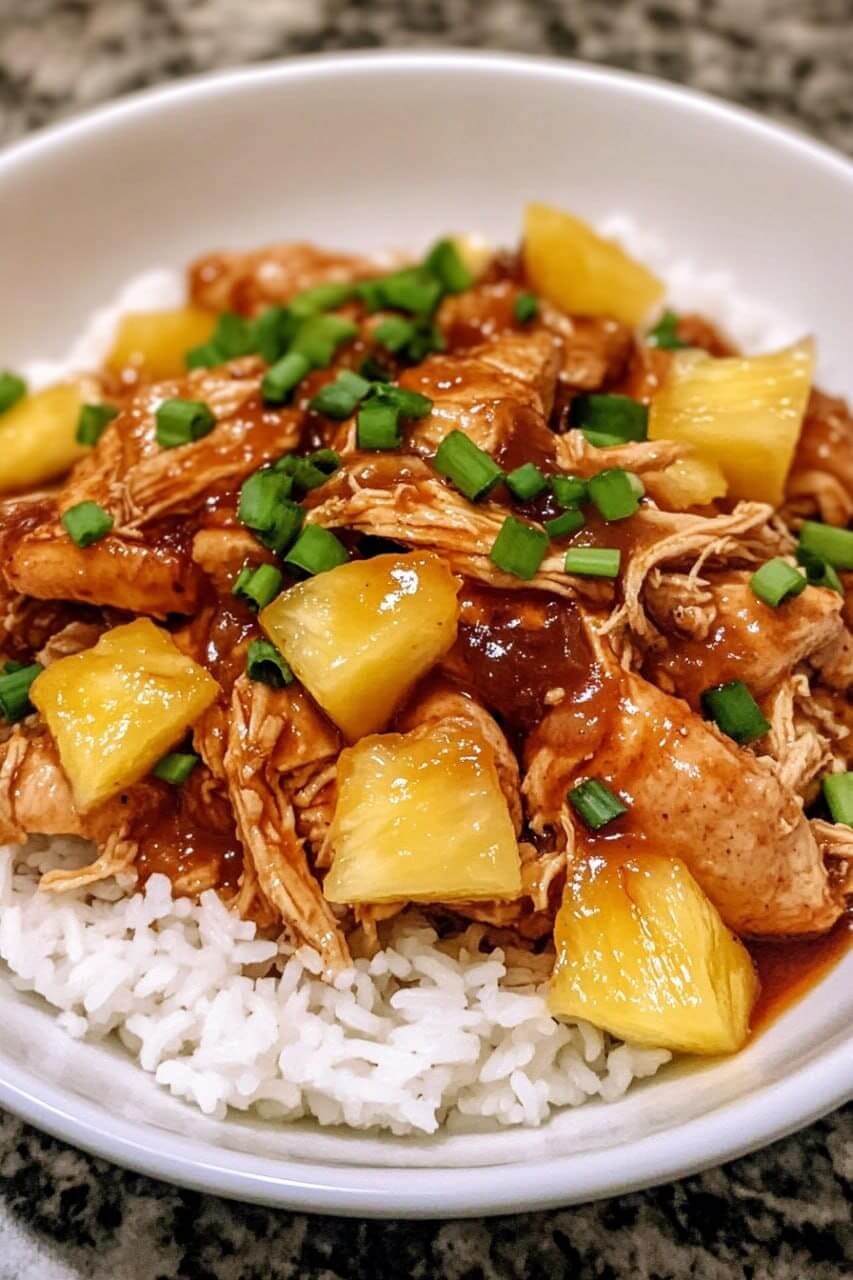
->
[135, 784, 243, 896]
[748, 913, 852, 1032]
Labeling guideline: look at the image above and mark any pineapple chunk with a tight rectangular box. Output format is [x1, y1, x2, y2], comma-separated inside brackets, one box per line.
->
[451, 233, 493, 282]
[651, 454, 728, 510]
[648, 339, 815, 505]
[31, 619, 219, 812]
[523, 203, 664, 326]
[107, 307, 216, 381]
[0, 381, 87, 493]
[549, 854, 759, 1055]
[323, 724, 521, 904]
[260, 552, 459, 740]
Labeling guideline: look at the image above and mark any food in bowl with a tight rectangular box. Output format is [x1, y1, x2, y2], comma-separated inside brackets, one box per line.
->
[0, 204, 850, 1134]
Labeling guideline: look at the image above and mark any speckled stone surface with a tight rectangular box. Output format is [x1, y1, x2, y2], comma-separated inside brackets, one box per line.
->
[1, 2, 852, 1276]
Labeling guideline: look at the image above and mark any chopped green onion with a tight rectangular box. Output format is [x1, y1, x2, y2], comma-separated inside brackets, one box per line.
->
[289, 314, 358, 368]
[273, 453, 330, 493]
[582, 430, 630, 448]
[155, 397, 216, 447]
[571, 394, 648, 444]
[798, 520, 853, 571]
[568, 778, 627, 830]
[309, 370, 371, 419]
[360, 355, 392, 382]
[61, 501, 113, 548]
[424, 239, 473, 294]
[284, 525, 348, 576]
[258, 501, 304, 554]
[701, 680, 770, 744]
[289, 282, 354, 317]
[648, 310, 688, 350]
[374, 316, 417, 353]
[212, 311, 255, 358]
[546, 508, 586, 538]
[253, 305, 297, 364]
[513, 292, 539, 324]
[75, 402, 118, 446]
[506, 462, 547, 501]
[380, 266, 444, 317]
[185, 341, 224, 370]
[153, 752, 200, 785]
[0, 662, 43, 722]
[551, 474, 588, 508]
[588, 468, 642, 521]
[306, 448, 341, 474]
[238, 469, 293, 531]
[489, 516, 548, 580]
[433, 430, 504, 502]
[750, 558, 807, 608]
[261, 351, 311, 405]
[354, 280, 387, 313]
[2, 661, 26, 675]
[357, 399, 401, 450]
[564, 547, 621, 578]
[796, 546, 843, 594]
[233, 563, 283, 611]
[369, 383, 432, 420]
[246, 638, 293, 688]
[822, 772, 853, 827]
[404, 323, 446, 362]
[0, 372, 26, 415]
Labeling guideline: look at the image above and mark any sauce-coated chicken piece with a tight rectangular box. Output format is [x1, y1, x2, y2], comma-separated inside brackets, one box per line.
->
[785, 390, 853, 526]
[188, 242, 377, 315]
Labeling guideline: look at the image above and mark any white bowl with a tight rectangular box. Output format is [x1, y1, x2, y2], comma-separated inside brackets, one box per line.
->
[0, 51, 851, 1218]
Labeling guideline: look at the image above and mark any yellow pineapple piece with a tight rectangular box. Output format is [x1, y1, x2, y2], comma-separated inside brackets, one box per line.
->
[651, 454, 728, 510]
[106, 307, 216, 381]
[549, 854, 759, 1055]
[523, 203, 664, 326]
[648, 338, 815, 505]
[323, 724, 521, 904]
[31, 619, 219, 812]
[260, 552, 459, 740]
[451, 233, 493, 282]
[0, 381, 88, 493]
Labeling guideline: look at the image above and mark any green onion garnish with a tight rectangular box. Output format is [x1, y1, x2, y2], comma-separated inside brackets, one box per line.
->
[155, 397, 216, 447]
[61, 501, 113, 548]
[588, 468, 643, 522]
[0, 372, 26, 415]
[798, 520, 853, 571]
[489, 516, 548, 580]
[260, 501, 304, 555]
[261, 352, 311, 405]
[571, 394, 648, 444]
[551, 475, 588, 508]
[377, 267, 443, 317]
[233, 563, 283, 611]
[246, 638, 293, 688]
[568, 778, 627, 830]
[701, 680, 770, 744]
[289, 314, 358, 368]
[2, 661, 26, 675]
[506, 462, 547, 501]
[373, 316, 417, 354]
[0, 662, 43, 722]
[309, 370, 371, 419]
[213, 311, 255, 359]
[153, 752, 200, 785]
[359, 355, 392, 383]
[546, 508, 585, 538]
[648, 310, 688, 350]
[433, 430, 504, 502]
[822, 772, 853, 827]
[284, 525, 349, 576]
[289, 282, 354, 317]
[424, 239, 473, 294]
[238, 469, 293, 532]
[254, 305, 297, 364]
[75, 402, 118, 447]
[306, 448, 341, 474]
[582, 430, 630, 448]
[513, 292, 539, 324]
[405, 324, 446, 362]
[186, 341, 224, 370]
[357, 399, 401, 450]
[564, 547, 621, 578]
[354, 280, 387, 313]
[370, 384, 432, 420]
[796, 546, 843, 594]
[750, 558, 807, 608]
[274, 453, 330, 493]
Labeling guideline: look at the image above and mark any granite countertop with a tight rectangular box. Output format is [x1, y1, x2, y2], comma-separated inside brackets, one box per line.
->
[1, 2, 851, 1277]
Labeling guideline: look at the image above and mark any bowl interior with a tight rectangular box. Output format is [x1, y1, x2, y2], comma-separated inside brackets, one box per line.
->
[0, 52, 851, 1214]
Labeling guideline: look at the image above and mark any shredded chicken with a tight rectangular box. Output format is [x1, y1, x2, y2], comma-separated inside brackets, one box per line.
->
[785, 390, 853, 526]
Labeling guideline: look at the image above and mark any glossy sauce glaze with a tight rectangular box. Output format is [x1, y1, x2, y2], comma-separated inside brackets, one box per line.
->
[134, 782, 244, 895]
[748, 913, 852, 1032]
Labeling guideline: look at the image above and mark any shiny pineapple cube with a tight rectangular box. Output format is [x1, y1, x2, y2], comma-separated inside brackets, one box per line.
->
[648, 339, 815, 505]
[0, 381, 87, 493]
[650, 454, 728, 510]
[549, 854, 759, 1055]
[31, 619, 219, 812]
[260, 551, 459, 740]
[323, 724, 521, 904]
[107, 307, 217, 381]
[523, 203, 664, 326]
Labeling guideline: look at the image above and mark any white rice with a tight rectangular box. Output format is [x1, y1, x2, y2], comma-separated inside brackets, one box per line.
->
[6, 217, 781, 1134]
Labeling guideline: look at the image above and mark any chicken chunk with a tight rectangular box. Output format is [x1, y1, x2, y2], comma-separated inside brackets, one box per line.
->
[188, 242, 377, 315]
[785, 390, 853, 526]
